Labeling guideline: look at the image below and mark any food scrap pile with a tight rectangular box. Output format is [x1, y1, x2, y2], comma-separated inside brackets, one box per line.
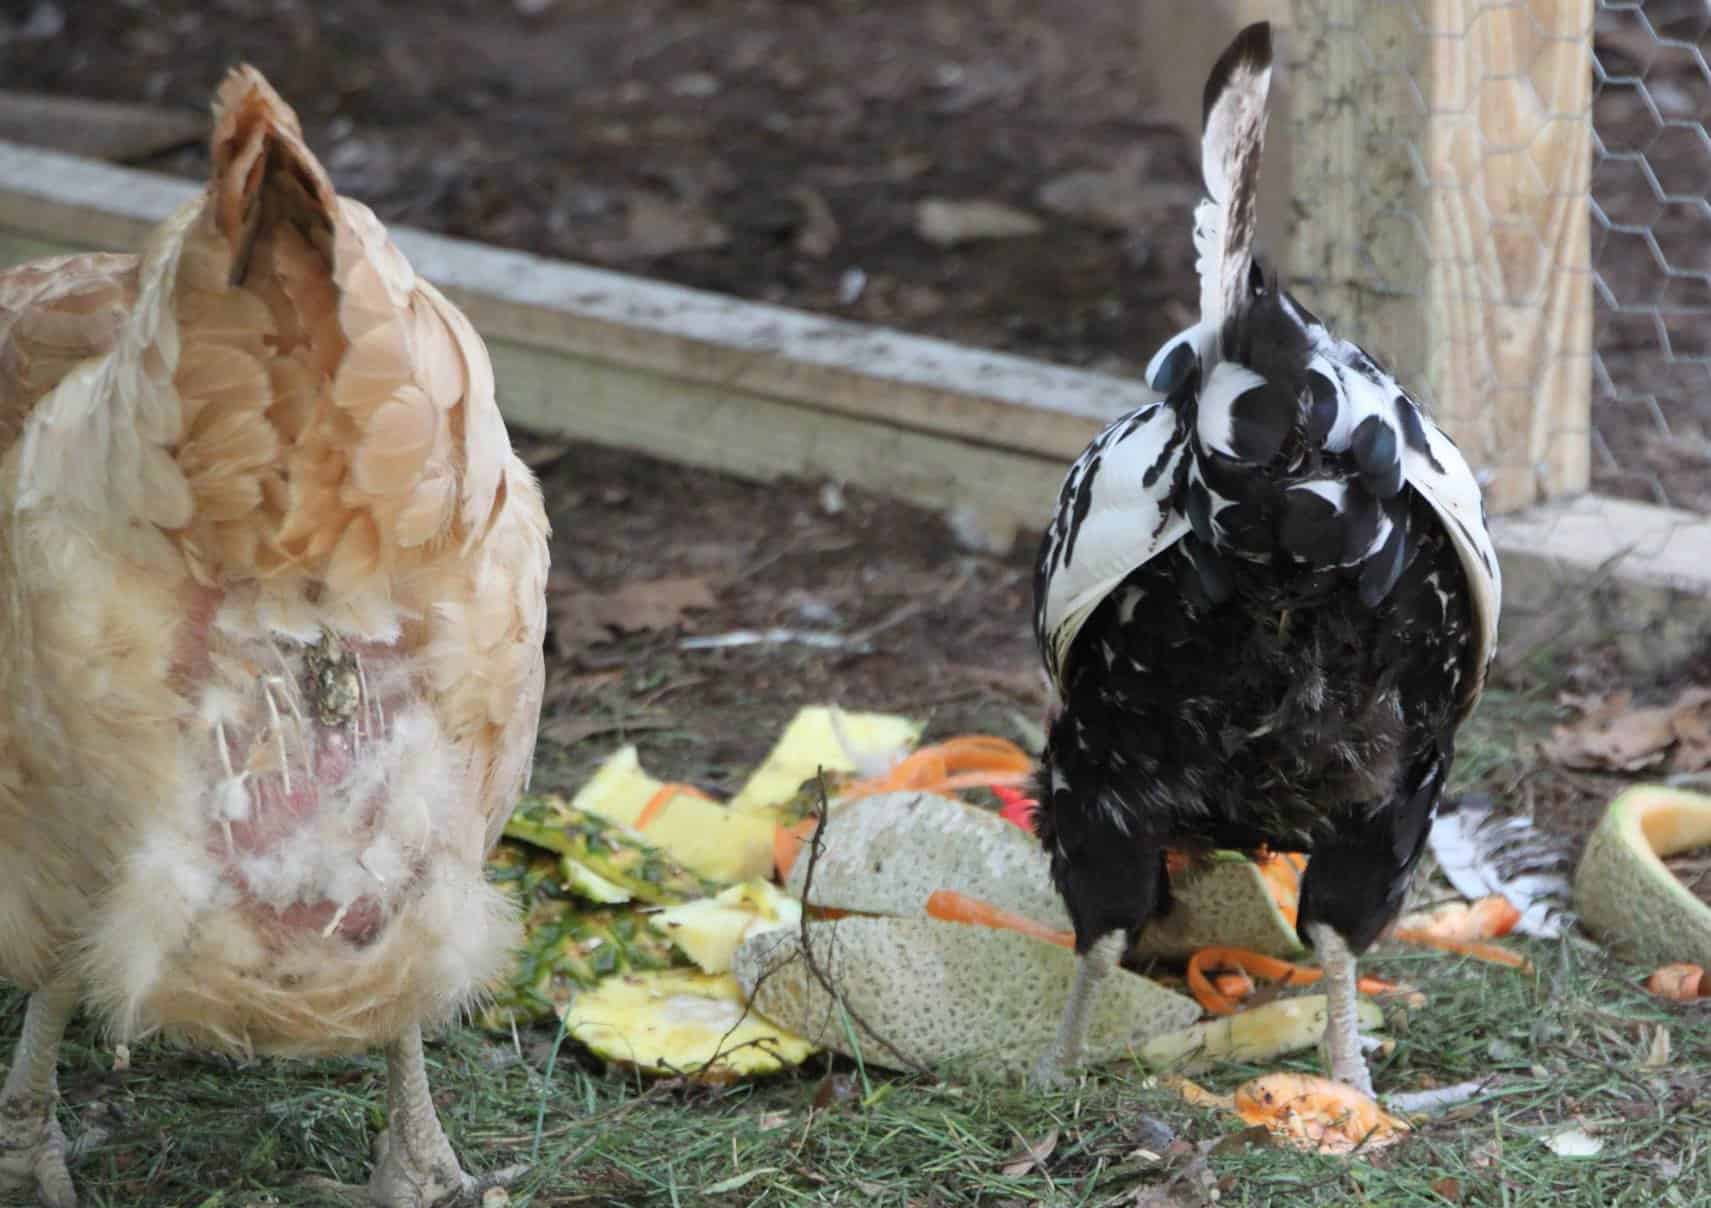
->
[482, 706, 1536, 1145]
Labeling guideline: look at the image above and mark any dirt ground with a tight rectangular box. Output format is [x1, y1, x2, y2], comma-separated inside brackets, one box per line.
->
[5, 0, 1709, 852]
[12, 1, 1711, 508]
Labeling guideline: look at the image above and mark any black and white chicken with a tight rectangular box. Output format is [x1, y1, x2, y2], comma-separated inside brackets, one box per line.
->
[1029, 22, 1501, 1096]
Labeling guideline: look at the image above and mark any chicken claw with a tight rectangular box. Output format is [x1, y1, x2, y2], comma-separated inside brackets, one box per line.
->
[0, 981, 79, 1208]
[353, 1027, 524, 1208]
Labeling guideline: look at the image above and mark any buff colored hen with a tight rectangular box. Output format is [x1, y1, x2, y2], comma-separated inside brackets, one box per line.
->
[0, 69, 549, 1206]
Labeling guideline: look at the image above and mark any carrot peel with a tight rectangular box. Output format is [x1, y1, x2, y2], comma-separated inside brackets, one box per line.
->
[925, 888, 1075, 949]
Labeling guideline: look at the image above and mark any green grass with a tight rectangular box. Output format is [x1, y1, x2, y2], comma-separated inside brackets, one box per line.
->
[8, 647, 1707, 1205]
[9, 933, 1709, 1206]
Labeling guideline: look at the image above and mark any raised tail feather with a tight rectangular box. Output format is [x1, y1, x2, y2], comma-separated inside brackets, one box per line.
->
[16, 65, 508, 614]
[1194, 21, 1273, 352]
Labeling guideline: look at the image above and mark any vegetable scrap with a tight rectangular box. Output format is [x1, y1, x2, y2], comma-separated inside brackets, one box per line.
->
[1646, 962, 1706, 1002]
[483, 704, 1535, 1088]
[1231, 1074, 1409, 1154]
[1576, 785, 1711, 972]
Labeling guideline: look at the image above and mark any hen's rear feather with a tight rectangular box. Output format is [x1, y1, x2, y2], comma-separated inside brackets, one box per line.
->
[1, 63, 549, 1055]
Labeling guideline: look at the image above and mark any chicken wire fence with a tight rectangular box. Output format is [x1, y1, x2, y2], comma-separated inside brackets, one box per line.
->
[1277, 0, 1711, 519]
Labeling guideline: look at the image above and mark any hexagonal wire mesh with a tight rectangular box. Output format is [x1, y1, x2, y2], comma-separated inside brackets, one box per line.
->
[1279, 1, 1710, 519]
[1591, 0, 1711, 512]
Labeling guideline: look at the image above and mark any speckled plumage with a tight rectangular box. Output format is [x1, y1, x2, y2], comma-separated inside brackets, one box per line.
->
[1027, 23, 1500, 1092]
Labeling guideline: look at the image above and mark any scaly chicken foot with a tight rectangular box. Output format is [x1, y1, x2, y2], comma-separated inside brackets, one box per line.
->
[0, 980, 79, 1208]
[1308, 923, 1376, 1098]
[1029, 932, 1124, 1089]
[351, 1026, 523, 1208]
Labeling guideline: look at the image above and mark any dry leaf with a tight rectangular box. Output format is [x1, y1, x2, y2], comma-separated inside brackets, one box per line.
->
[1547, 692, 1672, 771]
[550, 575, 718, 655]
[1546, 687, 1711, 772]
[1431, 1176, 1463, 1203]
[1669, 688, 1711, 771]
[999, 1127, 1059, 1177]
[1470, 1138, 1502, 1169]
[602, 192, 731, 259]
[790, 187, 841, 258]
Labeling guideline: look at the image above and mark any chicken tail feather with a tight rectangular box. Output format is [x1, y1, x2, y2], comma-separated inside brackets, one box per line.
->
[1194, 20, 1273, 350]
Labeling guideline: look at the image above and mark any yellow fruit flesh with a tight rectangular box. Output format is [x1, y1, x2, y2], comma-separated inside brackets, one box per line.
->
[573, 746, 776, 883]
[564, 969, 817, 1079]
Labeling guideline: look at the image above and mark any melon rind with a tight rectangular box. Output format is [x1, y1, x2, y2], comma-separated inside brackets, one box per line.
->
[1574, 785, 1711, 970]
[734, 916, 1201, 1077]
[784, 791, 1302, 959]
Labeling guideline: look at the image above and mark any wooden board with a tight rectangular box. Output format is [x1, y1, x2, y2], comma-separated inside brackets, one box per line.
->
[0, 91, 203, 163]
[1282, 0, 1594, 515]
[2, 135, 1699, 668]
[0, 138, 1172, 548]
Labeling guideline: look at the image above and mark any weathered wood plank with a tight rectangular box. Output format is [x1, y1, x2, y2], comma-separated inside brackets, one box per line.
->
[0, 91, 204, 163]
[1284, 0, 1594, 514]
[0, 140, 1152, 465]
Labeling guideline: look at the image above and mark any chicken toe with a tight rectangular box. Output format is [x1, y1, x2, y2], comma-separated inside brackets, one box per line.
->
[362, 1027, 524, 1208]
[0, 982, 79, 1208]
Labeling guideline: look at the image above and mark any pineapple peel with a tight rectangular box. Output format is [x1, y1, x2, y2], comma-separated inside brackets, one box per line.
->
[564, 969, 817, 1080]
[1141, 994, 1386, 1070]
[650, 880, 802, 974]
[729, 705, 924, 821]
[569, 746, 776, 884]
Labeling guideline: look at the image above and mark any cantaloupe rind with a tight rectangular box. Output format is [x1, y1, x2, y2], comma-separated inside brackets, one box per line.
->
[783, 791, 1303, 960]
[733, 915, 1201, 1077]
[1574, 785, 1711, 970]
[563, 969, 817, 1080]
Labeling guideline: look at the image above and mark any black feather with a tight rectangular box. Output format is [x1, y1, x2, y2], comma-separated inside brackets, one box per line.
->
[1357, 501, 1410, 608]
[1278, 486, 1344, 563]
[1305, 370, 1339, 446]
[1151, 340, 1197, 394]
[1351, 415, 1403, 499]
[1201, 22, 1273, 131]
[1394, 393, 1446, 474]
[1186, 477, 1215, 546]
[1226, 380, 1295, 464]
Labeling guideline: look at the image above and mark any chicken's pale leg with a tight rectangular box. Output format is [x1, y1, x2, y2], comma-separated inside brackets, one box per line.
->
[0, 978, 79, 1208]
[1308, 923, 1375, 1098]
[364, 1026, 523, 1208]
[1030, 932, 1124, 1088]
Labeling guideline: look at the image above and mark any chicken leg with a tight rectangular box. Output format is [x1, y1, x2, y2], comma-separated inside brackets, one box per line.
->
[363, 1026, 524, 1208]
[1308, 923, 1375, 1098]
[1029, 932, 1124, 1089]
[0, 978, 78, 1208]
